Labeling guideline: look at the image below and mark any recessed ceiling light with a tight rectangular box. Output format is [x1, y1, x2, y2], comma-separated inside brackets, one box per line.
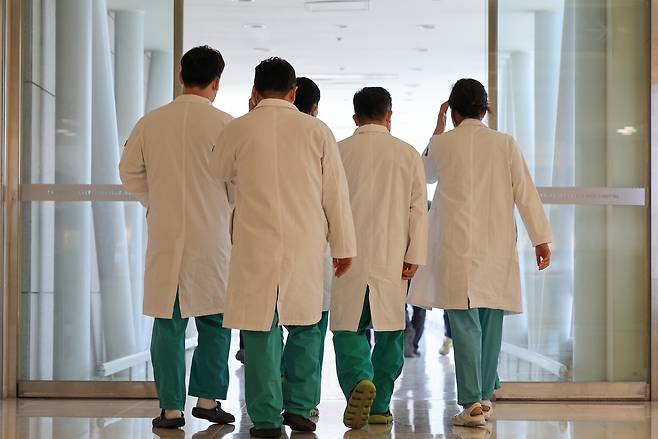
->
[406, 83, 420, 88]
[306, 0, 370, 12]
[244, 23, 265, 29]
[337, 24, 349, 29]
[253, 47, 270, 52]
[414, 47, 429, 52]
[417, 24, 436, 30]
[409, 67, 424, 72]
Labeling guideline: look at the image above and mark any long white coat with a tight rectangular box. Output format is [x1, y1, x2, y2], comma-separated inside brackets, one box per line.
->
[408, 119, 552, 313]
[331, 125, 428, 331]
[119, 94, 234, 318]
[210, 98, 357, 331]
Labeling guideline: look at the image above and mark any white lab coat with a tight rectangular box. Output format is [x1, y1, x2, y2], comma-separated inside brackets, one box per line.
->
[210, 98, 357, 331]
[331, 125, 428, 331]
[408, 119, 552, 313]
[119, 94, 234, 318]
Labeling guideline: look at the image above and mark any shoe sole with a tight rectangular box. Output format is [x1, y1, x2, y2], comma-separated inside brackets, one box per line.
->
[152, 419, 185, 429]
[453, 417, 486, 427]
[343, 380, 376, 429]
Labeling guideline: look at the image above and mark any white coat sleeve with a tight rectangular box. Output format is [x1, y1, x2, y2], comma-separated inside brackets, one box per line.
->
[209, 128, 236, 183]
[119, 119, 149, 208]
[422, 136, 440, 184]
[405, 154, 429, 265]
[321, 128, 357, 259]
[510, 137, 553, 246]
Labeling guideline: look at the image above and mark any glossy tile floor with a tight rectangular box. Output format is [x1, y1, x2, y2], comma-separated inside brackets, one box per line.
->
[2, 325, 657, 438]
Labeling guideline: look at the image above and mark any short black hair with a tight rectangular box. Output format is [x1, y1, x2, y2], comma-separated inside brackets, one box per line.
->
[353, 87, 392, 121]
[254, 57, 297, 95]
[294, 77, 321, 114]
[449, 78, 490, 118]
[180, 45, 225, 88]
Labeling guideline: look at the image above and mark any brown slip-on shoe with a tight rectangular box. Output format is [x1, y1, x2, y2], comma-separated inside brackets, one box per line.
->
[282, 412, 316, 431]
[152, 410, 185, 429]
[191, 401, 235, 424]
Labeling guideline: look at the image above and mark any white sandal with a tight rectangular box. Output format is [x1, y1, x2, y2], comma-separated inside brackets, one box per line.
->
[481, 400, 493, 421]
[453, 402, 486, 427]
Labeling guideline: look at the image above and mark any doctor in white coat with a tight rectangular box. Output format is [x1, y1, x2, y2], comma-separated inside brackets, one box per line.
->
[210, 58, 356, 438]
[331, 87, 428, 429]
[119, 46, 235, 429]
[409, 79, 552, 427]
[291, 76, 330, 419]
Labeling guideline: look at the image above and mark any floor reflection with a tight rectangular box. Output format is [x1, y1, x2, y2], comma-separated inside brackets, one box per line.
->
[1, 326, 655, 438]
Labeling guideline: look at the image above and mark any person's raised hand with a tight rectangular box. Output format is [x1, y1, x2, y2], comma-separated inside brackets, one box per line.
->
[434, 101, 450, 136]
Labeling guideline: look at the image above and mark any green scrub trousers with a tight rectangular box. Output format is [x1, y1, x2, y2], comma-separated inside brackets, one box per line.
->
[333, 289, 404, 414]
[243, 312, 322, 429]
[150, 295, 231, 411]
[446, 307, 504, 406]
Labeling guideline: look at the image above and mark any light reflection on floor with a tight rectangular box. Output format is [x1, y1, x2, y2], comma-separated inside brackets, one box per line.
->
[1, 324, 655, 438]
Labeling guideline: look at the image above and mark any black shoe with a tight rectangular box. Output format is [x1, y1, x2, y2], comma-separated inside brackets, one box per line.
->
[191, 401, 235, 424]
[282, 412, 316, 432]
[235, 349, 245, 364]
[152, 410, 185, 429]
[249, 426, 283, 438]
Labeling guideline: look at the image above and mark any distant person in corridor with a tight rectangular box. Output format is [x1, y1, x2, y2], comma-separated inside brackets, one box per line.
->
[409, 79, 552, 428]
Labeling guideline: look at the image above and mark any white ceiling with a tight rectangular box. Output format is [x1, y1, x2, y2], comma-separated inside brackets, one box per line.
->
[184, 0, 488, 148]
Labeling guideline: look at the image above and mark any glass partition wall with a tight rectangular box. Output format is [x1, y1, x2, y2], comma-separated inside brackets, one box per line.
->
[18, 0, 176, 394]
[495, 0, 650, 397]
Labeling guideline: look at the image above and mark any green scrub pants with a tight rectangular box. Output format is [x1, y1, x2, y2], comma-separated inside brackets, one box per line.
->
[280, 310, 328, 410]
[447, 307, 504, 406]
[333, 290, 404, 414]
[243, 312, 322, 429]
[150, 295, 231, 411]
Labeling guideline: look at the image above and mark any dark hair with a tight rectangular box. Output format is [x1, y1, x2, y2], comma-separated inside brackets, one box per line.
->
[180, 45, 225, 88]
[254, 57, 297, 95]
[353, 87, 392, 121]
[449, 78, 490, 118]
[294, 77, 321, 114]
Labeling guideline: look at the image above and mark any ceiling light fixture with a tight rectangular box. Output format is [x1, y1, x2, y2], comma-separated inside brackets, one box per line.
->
[305, 0, 370, 12]
[244, 23, 265, 29]
[409, 67, 424, 71]
[417, 24, 436, 30]
[414, 47, 429, 52]
[253, 47, 270, 52]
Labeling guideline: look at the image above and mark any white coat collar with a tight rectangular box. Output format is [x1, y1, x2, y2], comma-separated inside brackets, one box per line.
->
[255, 98, 298, 111]
[354, 124, 390, 135]
[175, 94, 212, 105]
[458, 118, 485, 128]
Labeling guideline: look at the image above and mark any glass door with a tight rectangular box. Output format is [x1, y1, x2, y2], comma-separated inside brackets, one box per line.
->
[18, 0, 181, 397]
[493, 0, 650, 399]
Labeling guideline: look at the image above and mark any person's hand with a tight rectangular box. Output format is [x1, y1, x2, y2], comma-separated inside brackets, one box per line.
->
[333, 257, 353, 278]
[402, 262, 418, 280]
[248, 97, 257, 112]
[433, 101, 450, 136]
[536, 243, 551, 271]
